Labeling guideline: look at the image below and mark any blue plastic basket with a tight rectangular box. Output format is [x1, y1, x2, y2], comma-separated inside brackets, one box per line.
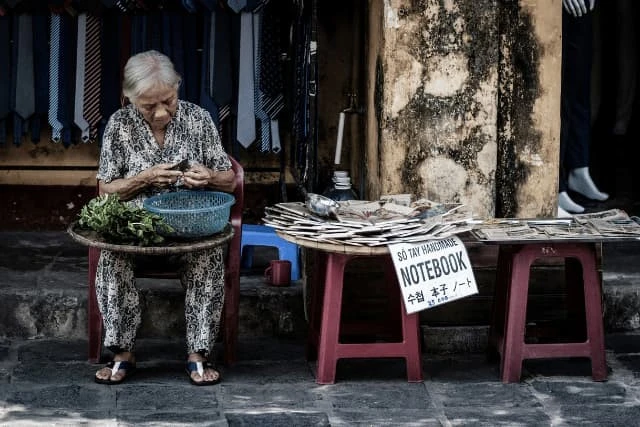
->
[143, 191, 235, 238]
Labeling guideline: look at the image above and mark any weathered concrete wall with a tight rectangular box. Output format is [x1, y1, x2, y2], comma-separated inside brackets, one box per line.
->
[496, 0, 561, 217]
[372, 0, 561, 218]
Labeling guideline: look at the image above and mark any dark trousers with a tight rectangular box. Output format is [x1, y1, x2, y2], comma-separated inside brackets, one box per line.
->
[560, 8, 593, 192]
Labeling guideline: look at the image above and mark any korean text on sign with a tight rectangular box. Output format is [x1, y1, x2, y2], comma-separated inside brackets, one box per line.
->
[388, 236, 478, 314]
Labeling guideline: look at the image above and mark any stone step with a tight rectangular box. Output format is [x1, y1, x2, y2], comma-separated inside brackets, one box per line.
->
[0, 232, 639, 355]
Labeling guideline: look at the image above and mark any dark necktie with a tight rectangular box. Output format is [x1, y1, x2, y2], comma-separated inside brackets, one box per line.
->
[0, 16, 10, 145]
[259, 2, 285, 152]
[213, 6, 232, 121]
[200, 11, 219, 124]
[31, 15, 49, 143]
[12, 15, 35, 146]
[57, 14, 77, 147]
[99, 11, 121, 141]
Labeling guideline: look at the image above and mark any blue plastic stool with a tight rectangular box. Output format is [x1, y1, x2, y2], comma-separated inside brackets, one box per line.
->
[241, 224, 301, 281]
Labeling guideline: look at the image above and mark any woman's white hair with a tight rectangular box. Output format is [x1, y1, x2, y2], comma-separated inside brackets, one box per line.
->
[122, 50, 182, 102]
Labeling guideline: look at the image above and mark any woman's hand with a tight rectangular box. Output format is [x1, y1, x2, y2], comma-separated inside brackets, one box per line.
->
[182, 163, 212, 189]
[142, 163, 184, 188]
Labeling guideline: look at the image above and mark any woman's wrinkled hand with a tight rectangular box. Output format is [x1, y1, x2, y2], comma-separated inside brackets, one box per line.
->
[142, 163, 184, 188]
[182, 163, 212, 189]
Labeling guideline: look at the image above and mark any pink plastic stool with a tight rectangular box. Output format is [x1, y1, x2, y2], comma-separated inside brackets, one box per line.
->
[489, 242, 607, 383]
[306, 252, 423, 384]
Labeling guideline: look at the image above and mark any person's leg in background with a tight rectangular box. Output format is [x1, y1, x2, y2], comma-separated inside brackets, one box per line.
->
[559, 3, 608, 215]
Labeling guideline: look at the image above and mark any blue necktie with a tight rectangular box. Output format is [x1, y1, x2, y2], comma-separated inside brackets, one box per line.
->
[48, 15, 64, 143]
[227, 0, 246, 13]
[236, 11, 256, 148]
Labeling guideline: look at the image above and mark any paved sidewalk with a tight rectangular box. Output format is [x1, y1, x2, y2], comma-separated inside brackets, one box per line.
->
[2, 334, 640, 426]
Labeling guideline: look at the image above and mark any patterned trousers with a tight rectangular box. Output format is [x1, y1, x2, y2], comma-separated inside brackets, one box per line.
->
[95, 247, 225, 356]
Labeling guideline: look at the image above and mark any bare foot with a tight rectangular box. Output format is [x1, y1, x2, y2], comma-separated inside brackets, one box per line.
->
[187, 353, 220, 385]
[95, 352, 136, 383]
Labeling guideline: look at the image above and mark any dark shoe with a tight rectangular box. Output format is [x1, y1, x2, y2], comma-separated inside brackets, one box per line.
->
[94, 360, 136, 385]
[186, 360, 221, 386]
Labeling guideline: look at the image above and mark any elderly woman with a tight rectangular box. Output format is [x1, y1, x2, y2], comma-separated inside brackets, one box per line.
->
[94, 50, 235, 386]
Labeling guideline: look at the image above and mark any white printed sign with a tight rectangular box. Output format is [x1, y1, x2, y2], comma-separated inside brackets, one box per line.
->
[388, 236, 478, 314]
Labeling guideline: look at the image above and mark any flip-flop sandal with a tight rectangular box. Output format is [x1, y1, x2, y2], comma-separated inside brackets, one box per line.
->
[186, 360, 221, 386]
[95, 360, 136, 385]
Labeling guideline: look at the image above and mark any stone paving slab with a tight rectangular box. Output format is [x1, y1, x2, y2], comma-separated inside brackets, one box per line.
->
[2, 337, 640, 426]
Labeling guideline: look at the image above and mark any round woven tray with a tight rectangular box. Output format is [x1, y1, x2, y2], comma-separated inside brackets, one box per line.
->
[67, 221, 234, 255]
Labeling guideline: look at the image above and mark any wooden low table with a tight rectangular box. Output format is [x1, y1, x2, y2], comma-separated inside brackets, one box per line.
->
[277, 233, 423, 384]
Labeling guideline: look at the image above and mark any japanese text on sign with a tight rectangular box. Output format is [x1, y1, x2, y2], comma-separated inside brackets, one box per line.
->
[388, 236, 478, 314]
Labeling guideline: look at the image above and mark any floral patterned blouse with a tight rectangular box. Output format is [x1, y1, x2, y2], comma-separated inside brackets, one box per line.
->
[97, 100, 231, 205]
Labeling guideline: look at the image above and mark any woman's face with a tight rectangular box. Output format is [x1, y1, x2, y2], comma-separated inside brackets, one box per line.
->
[133, 85, 178, 132]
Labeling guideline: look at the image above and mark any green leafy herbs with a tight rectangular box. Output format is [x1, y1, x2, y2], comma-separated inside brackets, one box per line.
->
[78, 194, 174, 246]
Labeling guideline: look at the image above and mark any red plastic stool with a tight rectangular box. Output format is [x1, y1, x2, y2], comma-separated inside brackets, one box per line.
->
[306, 252, 423, 384]
[489, 242, 607, 383]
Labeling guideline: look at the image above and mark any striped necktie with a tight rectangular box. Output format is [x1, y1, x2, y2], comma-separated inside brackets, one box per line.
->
[48, 14, 64, 143]
[74, 13, 90, 142]
[253, 7, 271, 152]
[83, 14, 102, 142]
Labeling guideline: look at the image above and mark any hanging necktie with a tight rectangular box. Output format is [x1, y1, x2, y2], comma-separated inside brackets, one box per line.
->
[181, 0, 196, 12]
[56, 13, 77, 147]
[99, 12, 120, 141]
[236, 11, 256, 148]
[84, 13, 102, 142]
[116, 0, 136, 12]
[31, 15, 49, 143]
[48, 14, 64, 143]
[183, 13, 199, 104]
[253, 7, 271, 152]
[130, 15, 145, 55]
[200, 11, 219, 125]
[259, 2, 285, 152]
[9, 15, 33, 146]
[74, 13, 90, 142]
[170, 14, 186, 100]
[227, 0, 246, 13]
[213, 6, 232, 122]
[0, 15, 10, 145]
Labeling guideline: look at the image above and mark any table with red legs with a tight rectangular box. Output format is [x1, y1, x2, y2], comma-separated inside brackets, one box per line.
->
[478, 233, 639, 384]
[278, 234, 423, 385]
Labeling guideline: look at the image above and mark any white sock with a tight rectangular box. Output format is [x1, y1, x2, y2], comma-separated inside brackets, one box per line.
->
[558, 191, 584, 214]
[567, 167, 609, 201]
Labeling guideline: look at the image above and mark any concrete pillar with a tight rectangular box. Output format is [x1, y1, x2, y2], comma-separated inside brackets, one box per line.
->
[368, 0, 561, 218]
